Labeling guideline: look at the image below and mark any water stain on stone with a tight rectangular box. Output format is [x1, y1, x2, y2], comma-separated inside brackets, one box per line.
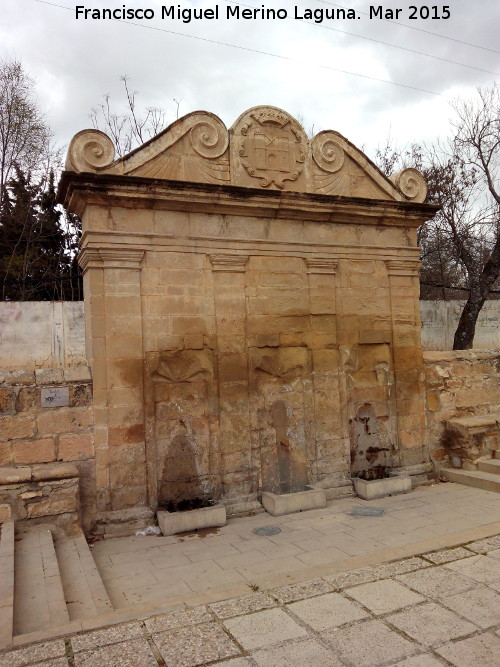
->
[159, 433, 204, 508]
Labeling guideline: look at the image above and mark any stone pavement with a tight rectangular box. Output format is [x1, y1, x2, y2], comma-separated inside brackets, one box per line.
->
[2, 533, 500, 666]
[2, 481, 500, 666]
[91, 482, 500, 612]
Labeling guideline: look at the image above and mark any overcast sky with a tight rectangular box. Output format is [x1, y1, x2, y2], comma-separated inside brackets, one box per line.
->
[1, 0, 498, 162]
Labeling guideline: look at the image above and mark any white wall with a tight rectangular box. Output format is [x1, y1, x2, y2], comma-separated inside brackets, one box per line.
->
[0, 302, 86, 369]
[420, 300, 500, 350]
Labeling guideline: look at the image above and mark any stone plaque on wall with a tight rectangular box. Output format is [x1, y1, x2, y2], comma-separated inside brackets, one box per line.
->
[41, 386, 70, 408]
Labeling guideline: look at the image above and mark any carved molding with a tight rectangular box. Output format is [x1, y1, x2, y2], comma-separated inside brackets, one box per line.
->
[306, 258, 338, 274]
[65, 130, 115, 172]
[64, 106, 431, 203]
[391, 168, 427, 203]
[78, 248, 144, 272]
[152, 349, 213, 382]
[78, 249, 102, 273]
[128, 113, 230, 184]
[209, 254, 249, 272]
[386, 259, 421, 277]
[312, 132, 345, 174]
[253, 347, 308, 378]
[189, 117, 229, 159]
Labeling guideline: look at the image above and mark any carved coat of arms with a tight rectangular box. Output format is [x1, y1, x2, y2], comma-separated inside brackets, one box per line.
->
[236, 108, 306, 189]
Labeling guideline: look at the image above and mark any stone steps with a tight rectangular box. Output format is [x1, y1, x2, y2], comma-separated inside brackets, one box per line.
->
[13, 525, 70, 636]
[0, 522, 15, 648]
[4, 524, 114, 649]
[442, 467, 500, 493]
[54, 532, 113, 620]
[477, 459, 500, 475]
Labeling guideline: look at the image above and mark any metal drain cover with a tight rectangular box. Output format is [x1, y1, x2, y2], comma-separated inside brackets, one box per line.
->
[352, 507, 385, 517]
[253, 526, 282, 536]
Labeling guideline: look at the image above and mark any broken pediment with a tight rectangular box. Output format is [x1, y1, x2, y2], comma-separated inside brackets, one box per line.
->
[65, 106, 427, 202]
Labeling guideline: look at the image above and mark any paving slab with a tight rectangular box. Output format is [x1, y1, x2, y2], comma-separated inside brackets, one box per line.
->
[345, 579, 425, 615]
[70, 622, 144, 653]
[251, 637, 344, 666]
[387, 601, 478, 647]
[323, 566, 380, 589]
[271, 578, 333, 603]
[152, 623, 241, 666]
[436, 632, 500, 667]
[223, 608, 308, 651]
[144, 607, 212, 634]
[208, 592, 276, 619]
[288, 592, 369, 630]
[73, 638, 157, 667]
[369, 556, 431, 577]
[421, 546, 474, 563]
[466, 534, 500, 553]
[440, 585, 500, 629]
[391, 656, 445, 667]
[0, 639, 66, 666]
[444, 553, 500, 583]
[396, 564, 477, 598]
[323, 618, 419, 666]
[4, 484, 500, 665]
[86, 483, 500, 614]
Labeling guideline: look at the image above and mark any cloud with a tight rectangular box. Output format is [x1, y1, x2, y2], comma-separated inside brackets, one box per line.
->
[1, 0, 498, 160]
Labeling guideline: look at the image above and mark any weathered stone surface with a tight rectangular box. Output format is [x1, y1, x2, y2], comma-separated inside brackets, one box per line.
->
[0, 388, 15, 414]
[12, 438, 56, 464]
[0, 467, 31, 484]
[0, 415, 36, 440]
[58, 433, 95, 461]
[261, 488, 327, 516]
[0, 503, 12, 521]
[35, 368, 64, 385]
[157, 504, 226, 536]
[31, 463, 79, 481]
[57, 105, 436, 528]
[424, 350, 500, 468]
[353, 475, 412, 500]
[65, 107, 427, 202]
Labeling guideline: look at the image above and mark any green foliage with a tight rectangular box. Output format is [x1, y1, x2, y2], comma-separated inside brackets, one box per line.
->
[0, 58, 82, 301]
[0, 167, 82, 300]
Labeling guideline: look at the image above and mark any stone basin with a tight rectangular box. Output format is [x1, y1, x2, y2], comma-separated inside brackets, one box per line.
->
[261, 486, 327, 516]
[157, 503, 227, 536]
[353, 474, 412, 501]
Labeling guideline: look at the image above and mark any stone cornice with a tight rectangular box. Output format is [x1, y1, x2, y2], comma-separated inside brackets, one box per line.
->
[78, 247, 144, 272]
[209, 254, 249, 272]
[59, 172, 438, 228]
[305, 258, 338, 274]
[63, 107, 432, 203]
[386, 259, 421, 276]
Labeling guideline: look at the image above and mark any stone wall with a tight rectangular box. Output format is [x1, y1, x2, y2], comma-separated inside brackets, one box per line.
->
[0, 302, 86, 369]
[423, 350, 500, 465]
[0, 463, 80, 534]
[58, 105, 437, 524]
[0, 366, 95, 531]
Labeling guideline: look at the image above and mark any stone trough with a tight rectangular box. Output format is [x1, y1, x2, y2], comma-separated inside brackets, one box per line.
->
[157, 503, 227, 536]
[261, 486, 327, 516]
[352, 473, 412, 501]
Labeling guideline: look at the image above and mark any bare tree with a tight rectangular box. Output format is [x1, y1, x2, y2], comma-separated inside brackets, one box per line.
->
[375, 85, 500, 348]
[451, 84, 500, 349]
[0, 58, 54, 208]
[90, 76, 170, 157]
[0, 59, 81, 301]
